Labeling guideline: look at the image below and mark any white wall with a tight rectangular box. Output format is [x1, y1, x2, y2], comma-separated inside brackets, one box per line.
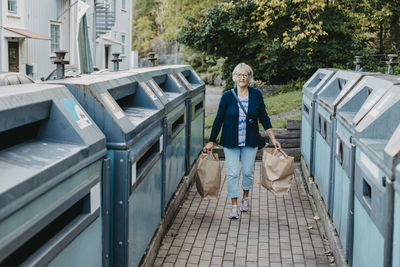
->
[0, 0, 132, 78]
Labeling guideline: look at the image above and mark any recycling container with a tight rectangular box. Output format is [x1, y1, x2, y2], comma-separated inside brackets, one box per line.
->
[352, 85, 400, 267]
[124, 67, 188, 209]
[170, 65, 205, 173]
[384, 122, 400, 267]
[0, 84, 108, 266]
[332, 75, 400, 259]
[301, 68, 337, 175]
[314, 70, 377, 210]
[392, 163, 400, 267]
[47, 72, 165, 267]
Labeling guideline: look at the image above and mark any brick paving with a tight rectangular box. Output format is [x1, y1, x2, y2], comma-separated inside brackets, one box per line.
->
[154, 162, 333, 267]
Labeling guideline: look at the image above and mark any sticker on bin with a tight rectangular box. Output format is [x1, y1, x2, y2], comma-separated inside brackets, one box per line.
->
[101, 93, 125, 119]
[149, 80, 164, 97]
[177, 73, 190, 86]
[169, 74, 183, 88]
[140, 82, 158, 101]
[60, 98, 92, 129]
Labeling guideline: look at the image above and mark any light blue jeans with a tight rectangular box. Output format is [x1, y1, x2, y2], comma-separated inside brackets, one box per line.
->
[223, 146, 258, 198]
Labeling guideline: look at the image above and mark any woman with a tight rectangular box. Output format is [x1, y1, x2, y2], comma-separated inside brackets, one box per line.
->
[203, 63, 281, 219]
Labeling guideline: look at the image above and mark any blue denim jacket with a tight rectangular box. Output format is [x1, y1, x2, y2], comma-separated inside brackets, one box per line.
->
[209, 87, 272, 148]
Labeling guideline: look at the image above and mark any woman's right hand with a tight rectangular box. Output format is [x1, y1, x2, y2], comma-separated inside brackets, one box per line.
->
[203, 141, 214, 153]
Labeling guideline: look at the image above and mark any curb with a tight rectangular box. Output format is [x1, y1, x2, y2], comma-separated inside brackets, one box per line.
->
[139, 160, 198, 267]
[300, 156, 348, 267]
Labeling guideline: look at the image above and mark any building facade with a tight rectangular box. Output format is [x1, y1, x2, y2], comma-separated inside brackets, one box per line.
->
[0, 0, 132, 80]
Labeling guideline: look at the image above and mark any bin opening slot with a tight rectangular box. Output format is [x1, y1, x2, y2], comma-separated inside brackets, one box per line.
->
[1, 193, 90, 266]
[172, 114, 184, 135]
[195, 101, 203, 113]
[309, 73, 326, 88]
[318, 116, 322, 133]
[338, 141, 343, 165]
[181, 70, 201, 85]
[108, 83, 137, 102]
[0, 119, 46, 151]
[363, 179, 372, 203]
[110, 83, 138, 108]
[137, 140, 160, 176]
[323, 120, 327, 139]
[303, 104, 310, 114]
[338, 78, 347, 91]
[116, 93, 135, 109]
[113, 82, 158, 109]
[152, 75, 180, 94]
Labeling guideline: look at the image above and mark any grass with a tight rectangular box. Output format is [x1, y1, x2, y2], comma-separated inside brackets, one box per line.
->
[264, 90, 302, 115]
[271, 114, 301, 128]
[204, 90, 302, 129]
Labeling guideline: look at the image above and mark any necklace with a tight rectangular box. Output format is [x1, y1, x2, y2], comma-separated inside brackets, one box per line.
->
[237, 88, 248, 98]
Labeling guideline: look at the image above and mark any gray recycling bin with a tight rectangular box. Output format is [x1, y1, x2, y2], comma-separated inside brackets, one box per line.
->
[384, 121, 400, 267]
[392, 163, 400, 267]
[123, 67, 188, 209]
[0, 84, 108, 266]
[170, 65, 205, 173]
[47, 72, 165, 267]
[352, 85, 400, 267]
[314, 70, 377, 211]
[301, 68, 337, 176]
[140, 67, 188, 208]
[332, 75, 400, 260]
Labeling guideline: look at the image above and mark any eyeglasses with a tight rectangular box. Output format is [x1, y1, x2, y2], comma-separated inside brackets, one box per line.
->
[235, 73, 249, 79]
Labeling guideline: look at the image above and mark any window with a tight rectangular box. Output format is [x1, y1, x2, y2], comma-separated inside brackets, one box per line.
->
[50, 24, 60, 53]
[121, 34, 126, 55]
[122, 0, 126, 9]
[8, 0, 17, 13]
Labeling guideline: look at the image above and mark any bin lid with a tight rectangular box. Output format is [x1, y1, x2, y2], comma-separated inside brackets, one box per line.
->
[46, 72, 165, 149]
[168, 65, 205, 97]
[337, 75, 400, 127]
[0, 83, 106, 217]
[317, 70, 378, 114]
[302, 68, 337, 100]
[124, 67, 187, 112]
[354, 85, 400, 168]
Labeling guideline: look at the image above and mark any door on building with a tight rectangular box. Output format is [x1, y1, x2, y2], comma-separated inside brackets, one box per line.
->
[105, 46, 110, 69]
[8, 42, 19, 72]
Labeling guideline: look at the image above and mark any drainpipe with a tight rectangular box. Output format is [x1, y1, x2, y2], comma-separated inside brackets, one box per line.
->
[384, 175, 394, 267]
[347, 142, 356, 267]
[386, 54, 398, 75]
[53, 50, 70, 79]
[112, 53, 121, 71]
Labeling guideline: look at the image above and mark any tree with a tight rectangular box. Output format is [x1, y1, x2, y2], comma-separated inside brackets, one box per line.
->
[178, 0, 368, 87]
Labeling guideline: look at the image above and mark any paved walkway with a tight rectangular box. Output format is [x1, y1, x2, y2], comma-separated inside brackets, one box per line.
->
[154, 162, 333, 267]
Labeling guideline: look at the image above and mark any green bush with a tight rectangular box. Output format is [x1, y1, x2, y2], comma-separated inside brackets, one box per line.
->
[272, 78, 306, 96]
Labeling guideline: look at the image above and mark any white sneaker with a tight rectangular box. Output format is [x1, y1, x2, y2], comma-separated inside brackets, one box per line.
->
[241, 197, 250, 212]
[229, 205, 239, 219]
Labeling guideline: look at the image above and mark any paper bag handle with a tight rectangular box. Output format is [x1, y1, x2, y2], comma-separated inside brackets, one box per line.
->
[273, 148, 288, 158]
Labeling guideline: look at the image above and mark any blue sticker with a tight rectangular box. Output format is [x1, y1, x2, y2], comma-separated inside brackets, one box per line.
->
[60, 97, 92, 129]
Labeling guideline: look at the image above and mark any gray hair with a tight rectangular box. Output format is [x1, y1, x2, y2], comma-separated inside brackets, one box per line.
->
[232, 62, 254, 85]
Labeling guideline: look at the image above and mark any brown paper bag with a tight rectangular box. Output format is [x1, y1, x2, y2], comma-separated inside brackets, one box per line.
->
[261, 148, 294, 195]
[196, 153, 221, 199]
